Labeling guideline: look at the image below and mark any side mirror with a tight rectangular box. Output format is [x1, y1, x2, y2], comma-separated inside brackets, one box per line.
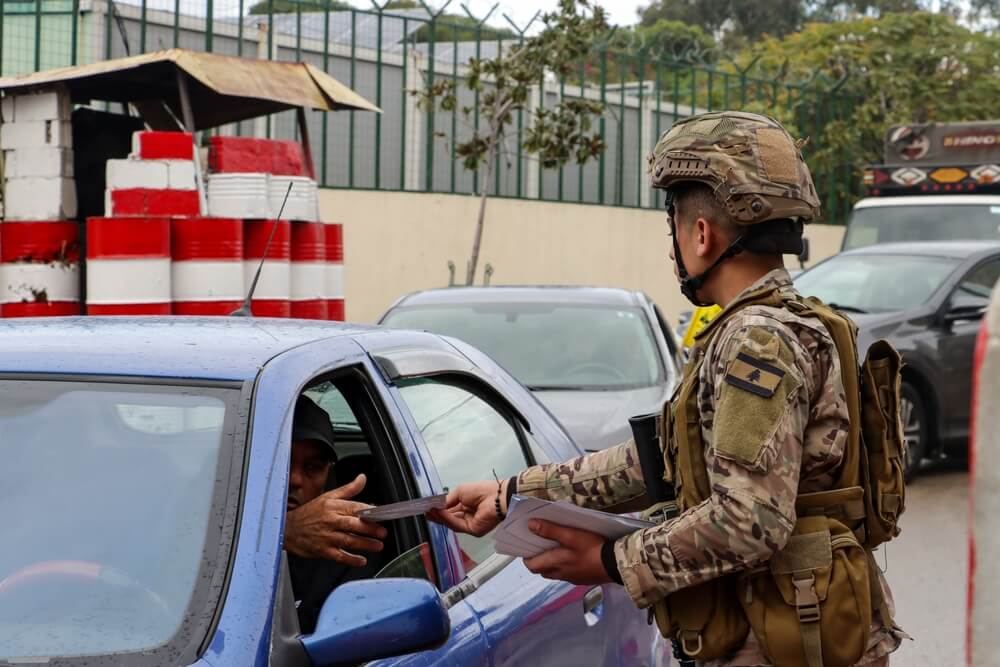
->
[944, 304, 987, 324]
[797, 238, 811, 268]
[300, 578, 450, 666]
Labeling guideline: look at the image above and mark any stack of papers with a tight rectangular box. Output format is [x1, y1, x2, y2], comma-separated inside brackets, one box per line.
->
[495, 495, 654, 558]
[357, 494, 448, 521]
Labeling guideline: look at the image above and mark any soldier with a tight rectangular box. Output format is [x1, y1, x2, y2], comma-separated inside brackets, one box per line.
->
[430, 111, 906, 666]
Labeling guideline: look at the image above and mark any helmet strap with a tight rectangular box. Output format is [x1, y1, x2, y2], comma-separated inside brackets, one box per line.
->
[668, 191, 747, 308]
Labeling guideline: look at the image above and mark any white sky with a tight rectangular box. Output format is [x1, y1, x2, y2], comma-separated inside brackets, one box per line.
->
[342, 0, 646, 31]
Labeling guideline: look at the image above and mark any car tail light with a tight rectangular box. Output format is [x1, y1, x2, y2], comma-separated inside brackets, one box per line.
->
[968, 317, 990, 666]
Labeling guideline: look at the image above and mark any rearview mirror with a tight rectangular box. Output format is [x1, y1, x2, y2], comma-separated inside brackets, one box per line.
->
[300, 578, 450, 666]
[944, 304, 986, 323]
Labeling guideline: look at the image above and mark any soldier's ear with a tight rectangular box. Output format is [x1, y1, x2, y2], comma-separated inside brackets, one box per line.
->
[694, 216, 714, 258]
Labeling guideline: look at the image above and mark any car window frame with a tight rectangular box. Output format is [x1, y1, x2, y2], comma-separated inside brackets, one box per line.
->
[392, 372, 538, 600]
[947, 255, 1000, 312]
[0, 373, 252, 667]
[270, 364, 437, 647]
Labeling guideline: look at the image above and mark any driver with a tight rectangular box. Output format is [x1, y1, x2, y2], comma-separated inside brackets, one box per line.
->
[282, 395, 388, 633]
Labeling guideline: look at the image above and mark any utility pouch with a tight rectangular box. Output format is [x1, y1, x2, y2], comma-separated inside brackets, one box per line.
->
[859, 340, 906, 548]
[739, 515, 871, 667]
[649, 578, 751, 661]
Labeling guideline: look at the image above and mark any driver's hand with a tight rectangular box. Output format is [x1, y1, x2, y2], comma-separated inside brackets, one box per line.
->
[284, 474, 388, 567]
[427, 479, 506, 537]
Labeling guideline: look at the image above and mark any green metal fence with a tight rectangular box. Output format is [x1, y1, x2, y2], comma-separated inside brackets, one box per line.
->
[0, 0, 860, 224]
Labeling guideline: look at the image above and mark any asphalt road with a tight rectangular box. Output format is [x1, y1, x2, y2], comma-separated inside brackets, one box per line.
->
[884, 465, 969, 666]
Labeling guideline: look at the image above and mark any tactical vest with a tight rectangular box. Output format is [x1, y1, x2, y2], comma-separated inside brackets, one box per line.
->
[648, 282, 905, 667]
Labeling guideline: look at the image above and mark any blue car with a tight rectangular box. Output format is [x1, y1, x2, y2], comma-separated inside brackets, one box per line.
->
[0, 317, 668, 667]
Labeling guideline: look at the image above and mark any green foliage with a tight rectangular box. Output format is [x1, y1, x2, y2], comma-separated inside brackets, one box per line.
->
[747, 11, 1000, 214]
[418, 0, 609, 177]
[248, 0, 351, 15]
[410, 15, 516, 44]
[638, 0, 807, 44]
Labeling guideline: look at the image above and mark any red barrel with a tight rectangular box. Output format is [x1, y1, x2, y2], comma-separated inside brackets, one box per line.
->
[172, 218, 244, 316]
[243, 219, 291, 317]
[86, 217, 171, 315]
[324, 223, 345, 321]
[0, 221, 81, 317]
[291, 221, 327, 320]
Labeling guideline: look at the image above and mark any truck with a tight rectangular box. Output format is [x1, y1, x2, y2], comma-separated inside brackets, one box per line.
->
[842, 121, 1000, 250]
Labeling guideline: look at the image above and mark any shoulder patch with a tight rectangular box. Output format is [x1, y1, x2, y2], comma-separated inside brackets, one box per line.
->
[725, 352, 786, 398]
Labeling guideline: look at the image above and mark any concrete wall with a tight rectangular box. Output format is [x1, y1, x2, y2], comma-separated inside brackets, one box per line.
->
[320, 189, 846, 325]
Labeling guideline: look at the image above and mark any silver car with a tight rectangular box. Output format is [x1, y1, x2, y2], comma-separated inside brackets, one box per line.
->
[379, 286, 682, 451]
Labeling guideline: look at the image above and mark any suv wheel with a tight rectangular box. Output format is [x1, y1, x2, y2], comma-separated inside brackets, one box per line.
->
[901, 381, 928, 482]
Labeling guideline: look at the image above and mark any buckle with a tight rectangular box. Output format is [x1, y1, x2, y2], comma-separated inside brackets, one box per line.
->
[793, 575, 821, 624]
[679, 630, 703, 657]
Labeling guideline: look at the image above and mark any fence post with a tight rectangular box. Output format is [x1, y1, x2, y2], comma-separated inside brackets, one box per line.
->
[254, 19, 270, 138]
[639, 87, 653, 209]
[404, 48, 424, 192]
[525, 83, 541, 199]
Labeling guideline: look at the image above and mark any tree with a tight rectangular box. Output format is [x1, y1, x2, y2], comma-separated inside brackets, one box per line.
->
[637, 0, 807, 44]
[248, 0, 351, 15]
[416, 0, 608, 285]
[745, 11, 1000, 213]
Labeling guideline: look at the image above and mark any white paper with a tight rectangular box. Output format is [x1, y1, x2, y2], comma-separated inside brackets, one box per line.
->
[357, 494, 448, 521]
[494, 495, 654, 558]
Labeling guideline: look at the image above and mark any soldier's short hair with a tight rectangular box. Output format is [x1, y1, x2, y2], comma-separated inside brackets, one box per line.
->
[672, 182, 740, 243]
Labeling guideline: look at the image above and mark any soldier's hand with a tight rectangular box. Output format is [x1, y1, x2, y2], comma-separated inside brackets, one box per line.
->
[523, 519, 611, 586]
[284, 474, 388, 567]
[427, 480, 505, 537]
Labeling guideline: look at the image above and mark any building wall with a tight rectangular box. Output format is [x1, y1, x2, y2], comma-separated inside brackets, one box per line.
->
[319, 189, 846, 325]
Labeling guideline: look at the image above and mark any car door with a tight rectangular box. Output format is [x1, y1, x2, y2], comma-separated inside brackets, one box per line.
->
[938, 256, 1000, 438]
[391, 374, 634, 667]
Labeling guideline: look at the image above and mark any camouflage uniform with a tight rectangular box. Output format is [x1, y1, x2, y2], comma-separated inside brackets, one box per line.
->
[515, 269, 903, 666]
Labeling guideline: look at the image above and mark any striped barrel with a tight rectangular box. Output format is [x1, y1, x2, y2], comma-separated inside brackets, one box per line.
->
[324, 223, 345, 321]
[243, 219, 291, 318]
[172, 218, 244, 315]
[290, 221, 327, 320]
[0, 221, 80, 317]
[86, 217, 171, 315]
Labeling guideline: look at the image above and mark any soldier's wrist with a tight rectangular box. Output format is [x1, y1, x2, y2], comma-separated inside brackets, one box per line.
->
[504, 476, 517, 513]
[600, 539, 623, 585]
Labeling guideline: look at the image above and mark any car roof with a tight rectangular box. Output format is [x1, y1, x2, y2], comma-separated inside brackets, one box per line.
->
[391, 286, 646, 309]
[840, 240, 1000, 260]
[854, 195, 1000, 208]
[0, 317, 377, 381]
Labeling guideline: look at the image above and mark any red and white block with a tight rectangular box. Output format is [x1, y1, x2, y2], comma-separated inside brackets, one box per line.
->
[325, 223, 345, 321]
[243, 219, 291, 318]
[208, 137, 307, 176]
[86, 217, 172, 315]
[290, 221, 327, 320]
[105, 153, 199, 217]
[132, 131, 194, 160]
[171, 218, 244, 316]
[0, 221, 80, 317]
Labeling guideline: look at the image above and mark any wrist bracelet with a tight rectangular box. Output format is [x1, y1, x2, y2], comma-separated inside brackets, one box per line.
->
[494, 480, 505, 521]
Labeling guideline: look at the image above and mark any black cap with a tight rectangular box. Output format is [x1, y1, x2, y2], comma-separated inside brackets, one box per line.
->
[292, 395, 337, 461]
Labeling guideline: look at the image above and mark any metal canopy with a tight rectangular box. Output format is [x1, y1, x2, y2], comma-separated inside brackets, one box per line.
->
[0, 49, 380, 130]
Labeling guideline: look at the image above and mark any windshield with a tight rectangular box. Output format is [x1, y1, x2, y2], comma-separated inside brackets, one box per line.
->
[0, 380, 243, 664]
[382, 303, 664, 390]
[795, 254, 960, 313]
[844, 204, 1000, 250]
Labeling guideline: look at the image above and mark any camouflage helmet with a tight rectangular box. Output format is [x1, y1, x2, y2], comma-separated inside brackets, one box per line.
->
[648, 110, 821, 224]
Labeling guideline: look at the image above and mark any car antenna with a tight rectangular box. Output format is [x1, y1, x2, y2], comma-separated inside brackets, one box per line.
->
[231, 181, 294, 317]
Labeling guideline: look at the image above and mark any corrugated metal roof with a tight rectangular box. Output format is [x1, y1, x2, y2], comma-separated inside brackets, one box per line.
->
[0, 48, 379, 130]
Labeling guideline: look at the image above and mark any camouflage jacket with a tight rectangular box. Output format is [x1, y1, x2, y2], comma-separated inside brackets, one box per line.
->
[515, 269, 902, 666]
